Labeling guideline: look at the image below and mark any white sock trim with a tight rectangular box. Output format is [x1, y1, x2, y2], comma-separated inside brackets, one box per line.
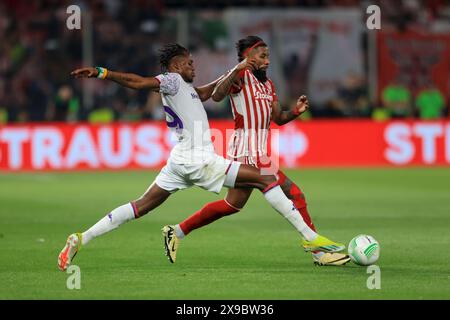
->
[223, 198, 241, 211]
[174, 224, 185, 239]
[223, 161, 241, 188]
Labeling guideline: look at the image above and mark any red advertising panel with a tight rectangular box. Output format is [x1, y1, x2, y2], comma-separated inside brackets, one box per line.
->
[1, 120, 449, 171]
[273, 120, 450, 167]
[0, 123, 171, 171]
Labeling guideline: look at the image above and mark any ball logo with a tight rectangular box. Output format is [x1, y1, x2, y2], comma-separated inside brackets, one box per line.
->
[364, 243, 378, 258]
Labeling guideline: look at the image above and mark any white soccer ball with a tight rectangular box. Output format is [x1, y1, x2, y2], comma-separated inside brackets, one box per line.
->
[347, 234, 380, 266]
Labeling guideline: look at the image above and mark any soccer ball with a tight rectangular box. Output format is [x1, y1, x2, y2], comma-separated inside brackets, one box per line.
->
[347, 234, 380, 266]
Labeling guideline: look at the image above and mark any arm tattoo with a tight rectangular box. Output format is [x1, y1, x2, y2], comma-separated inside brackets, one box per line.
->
[212, 69, 240, 101]
[279, 110, 297, 125]
[273, 104, 297, 125]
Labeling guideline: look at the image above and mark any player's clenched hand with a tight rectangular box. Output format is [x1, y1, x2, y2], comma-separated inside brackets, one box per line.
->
[236, 58, 258, 72]
[294, 95, 309, 115]
[70, 67, 98, 78]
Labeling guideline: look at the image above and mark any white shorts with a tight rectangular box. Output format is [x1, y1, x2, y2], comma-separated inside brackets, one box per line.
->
[155, 153, 241, 194]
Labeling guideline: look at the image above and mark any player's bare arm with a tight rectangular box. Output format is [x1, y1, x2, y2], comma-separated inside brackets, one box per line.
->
[194, 75, 225, 102]
[271, 95, 309, 126]
[70, 67, 160, 91]
[211, 58, 257, 102]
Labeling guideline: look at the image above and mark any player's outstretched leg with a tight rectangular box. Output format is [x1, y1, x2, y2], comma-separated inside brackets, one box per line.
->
[178, 199, 242, 237]
[277, 171, 349, 265]
[57, 182, 171, 271]
[177, 189, 251, 236]
[234, 164, 345, 253]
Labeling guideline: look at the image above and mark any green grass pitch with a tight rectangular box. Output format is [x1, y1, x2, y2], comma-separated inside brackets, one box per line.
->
[1, 168, 449, 299]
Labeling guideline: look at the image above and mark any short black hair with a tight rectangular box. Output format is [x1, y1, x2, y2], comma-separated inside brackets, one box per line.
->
[159, 43, 189, 71]
[236, 36, 267, 62]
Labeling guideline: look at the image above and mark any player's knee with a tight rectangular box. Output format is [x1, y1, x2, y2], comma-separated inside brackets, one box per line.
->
[258, 174, 277, 191]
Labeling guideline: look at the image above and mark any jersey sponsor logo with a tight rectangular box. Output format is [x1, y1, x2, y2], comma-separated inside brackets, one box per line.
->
[191, 92, 200, 100]
[254, 91, 273, 101]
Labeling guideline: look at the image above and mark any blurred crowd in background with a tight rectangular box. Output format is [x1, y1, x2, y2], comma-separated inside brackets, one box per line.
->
[0, 0, 449, 124]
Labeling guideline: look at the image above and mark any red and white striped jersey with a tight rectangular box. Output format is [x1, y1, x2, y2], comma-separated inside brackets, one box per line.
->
[227, 69, 277, 167]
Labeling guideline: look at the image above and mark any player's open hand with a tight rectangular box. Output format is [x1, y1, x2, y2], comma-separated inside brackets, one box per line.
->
[294, 95, 309, 115]
[70, 67, 98, 78]
[236, 58, 258, 72]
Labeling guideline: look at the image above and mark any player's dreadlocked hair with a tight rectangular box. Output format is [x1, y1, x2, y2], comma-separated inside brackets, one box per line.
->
[236, 35, 267, 62]
[159, 43, 189, 72]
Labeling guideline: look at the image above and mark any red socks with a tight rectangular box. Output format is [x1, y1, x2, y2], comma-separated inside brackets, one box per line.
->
[179, 200, 239, 236]
[277, 171, 316, 232]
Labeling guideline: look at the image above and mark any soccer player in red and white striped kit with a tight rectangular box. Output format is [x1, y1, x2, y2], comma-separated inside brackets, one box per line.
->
[166, 36, 350, 266]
